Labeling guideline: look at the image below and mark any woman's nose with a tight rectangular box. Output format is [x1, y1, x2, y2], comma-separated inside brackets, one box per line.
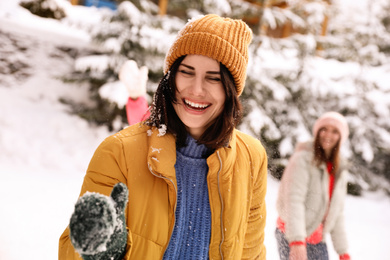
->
[189, 76, 206, 96]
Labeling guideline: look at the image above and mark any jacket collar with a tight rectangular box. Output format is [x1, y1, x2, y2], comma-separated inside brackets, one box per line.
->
[207, 129, 238, 178]
[146, 126, 177, 180]
[146, 127, 239, 179]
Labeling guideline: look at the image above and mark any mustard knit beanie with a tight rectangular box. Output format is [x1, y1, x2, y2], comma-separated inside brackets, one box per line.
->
[312, 111, 349, 144]
[164, 14, 253, 96]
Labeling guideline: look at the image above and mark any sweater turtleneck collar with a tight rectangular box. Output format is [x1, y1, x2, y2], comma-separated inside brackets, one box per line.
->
[177, 135, 213, 159]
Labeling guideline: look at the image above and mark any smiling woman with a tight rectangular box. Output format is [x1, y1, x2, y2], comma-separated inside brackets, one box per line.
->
[59, 14, 268, 260]
[275, 111, 351, 260]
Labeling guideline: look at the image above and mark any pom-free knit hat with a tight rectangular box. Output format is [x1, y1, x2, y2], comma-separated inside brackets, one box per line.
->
[164, 14, 253, 96]
[312, 111, 349, 144]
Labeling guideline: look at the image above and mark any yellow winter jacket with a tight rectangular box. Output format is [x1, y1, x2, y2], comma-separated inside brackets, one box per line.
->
[59, 123, 267, 260]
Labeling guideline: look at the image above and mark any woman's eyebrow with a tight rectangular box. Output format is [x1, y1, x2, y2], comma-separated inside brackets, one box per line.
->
[180, 63, 194, 70]
[180, 63, 220, 74]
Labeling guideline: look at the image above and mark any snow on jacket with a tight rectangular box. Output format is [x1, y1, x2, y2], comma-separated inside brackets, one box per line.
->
[276, 141, 349, 255]
[59, 123, 268, 260]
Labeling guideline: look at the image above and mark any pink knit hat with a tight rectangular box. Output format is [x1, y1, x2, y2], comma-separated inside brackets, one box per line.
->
[312, 111, 349, 144]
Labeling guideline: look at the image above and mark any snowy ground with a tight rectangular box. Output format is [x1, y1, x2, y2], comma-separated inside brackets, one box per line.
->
[0, 1, 389, 260]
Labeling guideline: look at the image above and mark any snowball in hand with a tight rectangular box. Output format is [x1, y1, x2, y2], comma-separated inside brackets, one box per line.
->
[119, 60, 148, 99]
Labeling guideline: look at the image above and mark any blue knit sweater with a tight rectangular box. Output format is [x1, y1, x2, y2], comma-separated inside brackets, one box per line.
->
[163, 136, 212, 260]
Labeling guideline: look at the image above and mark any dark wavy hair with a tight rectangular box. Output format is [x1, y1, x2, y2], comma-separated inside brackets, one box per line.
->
[145, 55, 243, 150]
[313, 130, 341, 174]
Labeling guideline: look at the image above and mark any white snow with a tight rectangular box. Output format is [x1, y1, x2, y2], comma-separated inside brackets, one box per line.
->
[157, 124, 167, 136]
[0, 0, 389, 260]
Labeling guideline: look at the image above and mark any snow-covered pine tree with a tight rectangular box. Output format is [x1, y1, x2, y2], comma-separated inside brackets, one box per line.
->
[241, 0, 390, 194]
[323, 0, 390, 193]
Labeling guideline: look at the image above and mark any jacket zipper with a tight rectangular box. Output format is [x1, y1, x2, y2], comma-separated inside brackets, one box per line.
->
[216, 151, 224, 260]
[147, 163, 177, 259]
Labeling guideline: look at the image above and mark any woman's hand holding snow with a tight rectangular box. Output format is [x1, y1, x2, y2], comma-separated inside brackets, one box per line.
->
[69, 183, 128, 260]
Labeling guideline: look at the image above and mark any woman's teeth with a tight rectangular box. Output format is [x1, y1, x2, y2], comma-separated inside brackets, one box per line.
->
[184, 99, 209, 109]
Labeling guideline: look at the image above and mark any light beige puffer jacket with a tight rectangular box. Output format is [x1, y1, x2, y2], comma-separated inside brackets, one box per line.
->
[276, 141, 349, 255]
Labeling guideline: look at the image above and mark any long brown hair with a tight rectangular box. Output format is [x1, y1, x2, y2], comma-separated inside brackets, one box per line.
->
[145, 55, 243, 150]
[313, 129, 341, 174]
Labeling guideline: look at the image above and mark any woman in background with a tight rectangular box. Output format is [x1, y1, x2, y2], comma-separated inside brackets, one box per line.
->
[275, 111, 351, 260]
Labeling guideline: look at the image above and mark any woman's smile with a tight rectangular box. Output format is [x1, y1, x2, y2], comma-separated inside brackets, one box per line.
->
[183, 98, 211, 111]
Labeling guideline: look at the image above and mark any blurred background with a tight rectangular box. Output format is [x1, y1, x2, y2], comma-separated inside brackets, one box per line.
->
[0, 0, 389, 259]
